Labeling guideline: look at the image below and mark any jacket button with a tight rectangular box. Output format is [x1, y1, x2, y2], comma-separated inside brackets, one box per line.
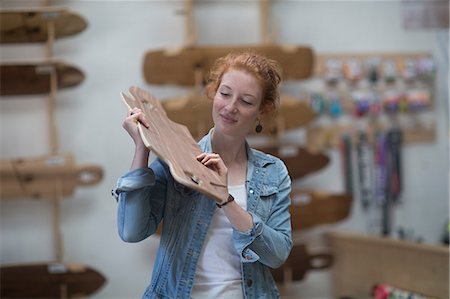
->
[249, 189, 254, 194]
[247, 279, 253, 287]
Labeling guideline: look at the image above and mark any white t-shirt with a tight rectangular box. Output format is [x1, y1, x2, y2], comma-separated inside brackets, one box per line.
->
[191, 184, 247, 299]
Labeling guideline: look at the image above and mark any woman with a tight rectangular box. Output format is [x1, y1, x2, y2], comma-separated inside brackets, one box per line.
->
[113, 52, 292, 299]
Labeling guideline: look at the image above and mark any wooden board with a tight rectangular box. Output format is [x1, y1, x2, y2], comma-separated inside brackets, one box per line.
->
[0, 8, 87, 44]
[121, 86, 228, 204]
[290, 190, 352, 230]
[0, 262, 106, 298]
[160, 93, 315, 140]
[0, 61, 85, 96]
[328, 230, 449, 299]
[0, 154, 103, 199]
[270, 243, 333, 282]
[143, 44, 314, 86]
[255, 145, 329, 180]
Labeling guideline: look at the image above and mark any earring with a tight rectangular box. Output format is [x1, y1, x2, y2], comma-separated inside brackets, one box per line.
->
[255, 118, 263, 133]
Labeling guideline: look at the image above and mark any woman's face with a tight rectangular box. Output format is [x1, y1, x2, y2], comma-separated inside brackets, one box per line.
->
[212, 69, 263, 137]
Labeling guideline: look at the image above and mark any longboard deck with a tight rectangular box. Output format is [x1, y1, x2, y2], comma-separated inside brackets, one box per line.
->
[121, 86, 228, 203]
[161, 93, 315, 139]
[0, 154, 103, 199]
[290, 190, 353, 230]
[143, 45, 314, 86]
[270, 244, 333, 282]
[0, 8, 87, 44]
[256, 145, 329, 180]
[0, 61, 85, 96]
[0, 262, 106, 298]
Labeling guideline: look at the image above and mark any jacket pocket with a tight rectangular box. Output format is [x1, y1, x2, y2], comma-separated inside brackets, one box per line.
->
[254, 184, 278, 221]
[168, 180, 196, 215]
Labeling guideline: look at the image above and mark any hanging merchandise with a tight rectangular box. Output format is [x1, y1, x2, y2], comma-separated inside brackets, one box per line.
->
[416, 57, 436, 82]
[309, 92, 326, 115]
[382, 89, 406, 114]
[356, 131, 372, 209]
[340, 134, 353, 194]
[398, 58, 418, 81]
[365, 57, 381, 84]
[326, 91, 343, 118]
[373, 283, 431, 299]
[343, 59, 363, 83]
[374, 131, 388, 205]
[405, 88, 431, 112]
[324, 59, 343, 85]
[386, 128, 402, 201]
[381, 59, 397, 83]
[352, 89, 379, 117]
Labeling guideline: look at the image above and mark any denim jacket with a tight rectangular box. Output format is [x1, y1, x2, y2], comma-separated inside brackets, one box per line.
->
[114, 129, 292, 299]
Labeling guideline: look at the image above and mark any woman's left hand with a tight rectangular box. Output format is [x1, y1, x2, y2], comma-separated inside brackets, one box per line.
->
[196, 152, 228, 180]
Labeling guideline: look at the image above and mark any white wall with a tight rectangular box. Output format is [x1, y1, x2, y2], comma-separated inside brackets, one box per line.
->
[1, 1, 448, 298]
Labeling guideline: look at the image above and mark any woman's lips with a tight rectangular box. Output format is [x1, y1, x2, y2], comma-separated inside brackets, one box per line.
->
[220, 114, 237, 124]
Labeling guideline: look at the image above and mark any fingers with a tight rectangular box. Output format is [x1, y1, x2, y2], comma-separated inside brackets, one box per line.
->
[196, 153, 227, 176]
[127, 108, 150, 128]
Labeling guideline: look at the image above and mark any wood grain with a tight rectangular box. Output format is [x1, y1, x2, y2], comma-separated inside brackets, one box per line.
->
[0, 61, 84, 96]
[0, 154, 103, 199]
[0, 8, 87, 44]
[121, 86, 228, 204]
[290, 190, 353, 230]
[143, 45, 314, 86]
[0, 263, 106, 298]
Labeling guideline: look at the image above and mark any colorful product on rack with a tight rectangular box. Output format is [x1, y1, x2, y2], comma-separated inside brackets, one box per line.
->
[324, 59, 343, 84]
[381, 60, 397, 83]
[343, 59, 363, 83]
[416, 57, 436, 81]
[340, 134, 353, 194]
[382, 89, 405, 114]
[374, 131, 387, 205]
[406, 88, 431, 112]
[309, 92, 326, 115]
[356, 131, 372, 209]
[365, 57, 381, 84]
[387, 128, 402, 201]
[328, 96, 343, 118]
[373, 283, 433, 299]
[399, 58, 418, 81]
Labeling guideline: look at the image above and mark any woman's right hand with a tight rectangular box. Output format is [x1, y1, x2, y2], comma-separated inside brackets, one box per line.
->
[122, 107, 150, 148]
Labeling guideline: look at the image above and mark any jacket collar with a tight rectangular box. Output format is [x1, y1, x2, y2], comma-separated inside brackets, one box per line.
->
[198, 128, 275, 169]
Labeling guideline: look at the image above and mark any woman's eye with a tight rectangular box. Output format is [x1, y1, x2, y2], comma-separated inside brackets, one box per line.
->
[242, 99, 253, 105]
[220, 92, 230, 97]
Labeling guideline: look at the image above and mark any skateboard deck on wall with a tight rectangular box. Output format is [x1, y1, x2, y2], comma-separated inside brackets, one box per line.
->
[255, 145, 329, 180]
[143, 45, 314, 86]
[0, 262, 106, 298]
[0, 154, 103, 199]
[290, 190, 352, 230]
[160, 93, 315, 140]
[0, 61, 85, 96]
[121, 86, 228, 203]
[0, 8, 87, 44]
[270, 243, 333, 282]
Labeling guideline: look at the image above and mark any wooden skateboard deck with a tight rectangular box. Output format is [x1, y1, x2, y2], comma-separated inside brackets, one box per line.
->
[121, 86, 228, 203]
[270, 244, 333, 282]
[256, 145, 329, 180]
[161, 93, 315, 140]
[1, 61, 84, 96]
[290, 190, 352, 230]
[143, 45, 314, 86]
[0, 8, 87, 44]
[0, 262, 106, 298]
[0, 154, 103, 199]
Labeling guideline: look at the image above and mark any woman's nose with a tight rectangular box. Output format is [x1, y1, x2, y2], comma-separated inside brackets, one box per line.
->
[226, 100, 238, 113]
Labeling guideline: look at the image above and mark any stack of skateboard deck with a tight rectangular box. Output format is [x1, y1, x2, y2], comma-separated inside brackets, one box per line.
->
[1, 6, 106, 298]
